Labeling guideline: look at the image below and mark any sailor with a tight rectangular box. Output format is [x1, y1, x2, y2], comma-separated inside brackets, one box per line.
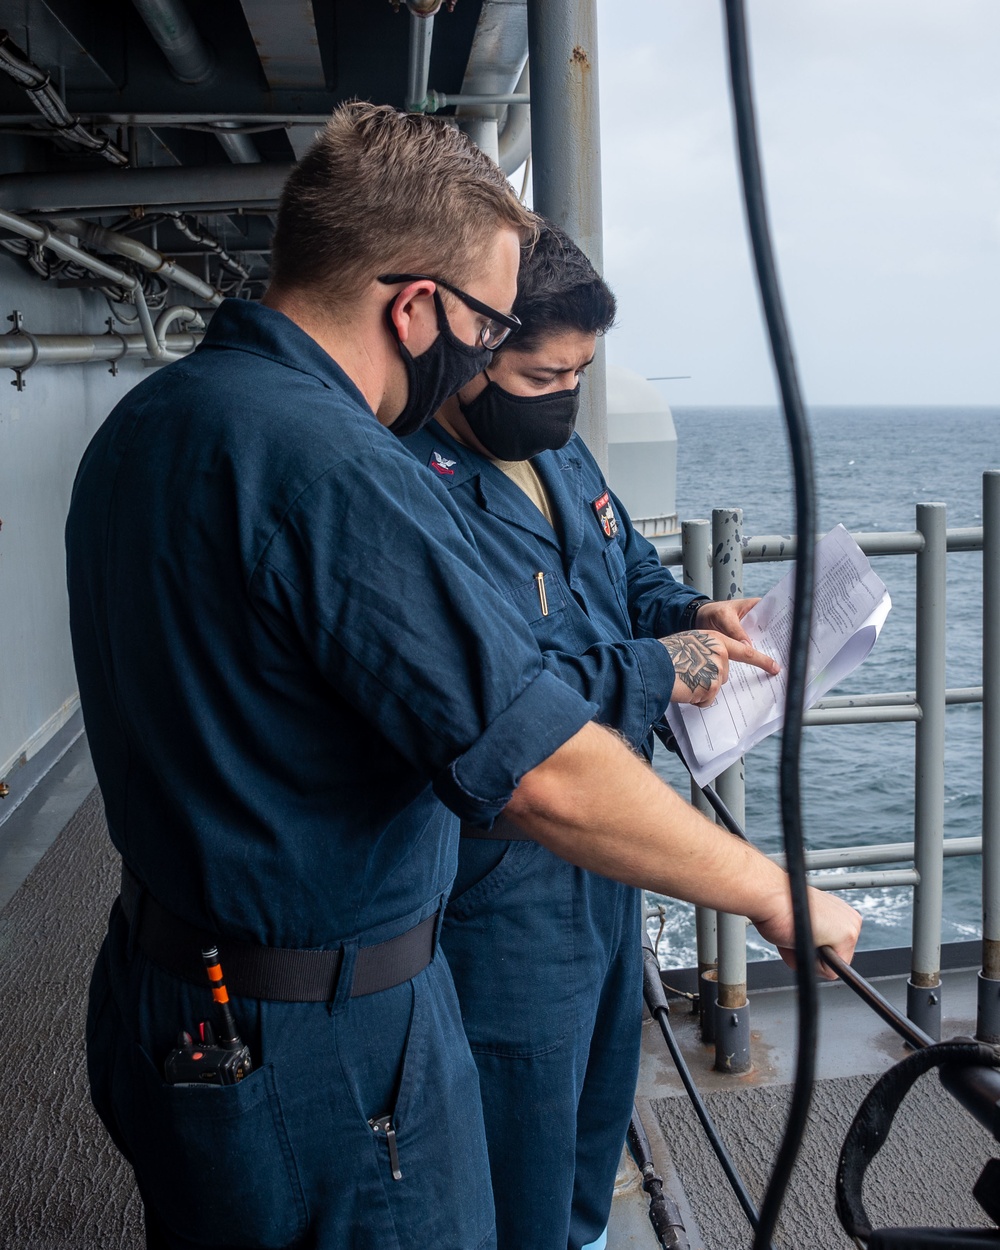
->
[405, 221, 776, 1250]
[66, 104, 862, 1250]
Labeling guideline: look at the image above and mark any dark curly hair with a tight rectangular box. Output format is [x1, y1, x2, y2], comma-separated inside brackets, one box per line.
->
[500, 220, 617, 356]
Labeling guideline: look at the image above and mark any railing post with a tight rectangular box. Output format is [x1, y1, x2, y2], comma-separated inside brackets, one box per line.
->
[682, 518, 718, 1041]
[980, 470, 1000, 1041]
[712, 508, 751, 1073]
[910, 501, 946, 1039]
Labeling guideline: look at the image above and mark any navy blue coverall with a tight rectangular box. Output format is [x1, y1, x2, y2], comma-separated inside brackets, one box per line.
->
[404, 420, 706, 1250]
[65, 300, 598, 1250]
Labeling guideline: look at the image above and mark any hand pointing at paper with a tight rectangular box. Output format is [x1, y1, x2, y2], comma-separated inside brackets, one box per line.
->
[667, 526, 892, 787]
[663, 624, 781, 707]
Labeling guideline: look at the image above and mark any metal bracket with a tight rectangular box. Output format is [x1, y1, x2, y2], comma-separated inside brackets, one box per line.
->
[714, 998, 752, 1074]
[907, 979, 942, 1041]
[103, 316, 129, 377]
[977, 972, 1000, 1044]
[4, 309, 39, 391]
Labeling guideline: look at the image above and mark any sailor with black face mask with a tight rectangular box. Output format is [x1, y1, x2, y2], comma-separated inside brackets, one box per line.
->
[404, 222, 781, 1250]
[380, 274, 519, 437]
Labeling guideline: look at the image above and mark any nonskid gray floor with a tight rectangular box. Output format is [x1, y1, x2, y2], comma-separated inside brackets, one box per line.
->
[0, 786, 144, 1249]
[5, 782, 997, 1250]
[654, 1070, 997, 1250]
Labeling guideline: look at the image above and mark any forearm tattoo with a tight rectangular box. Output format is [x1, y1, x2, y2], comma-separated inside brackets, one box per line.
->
[664, 630, 721, 695]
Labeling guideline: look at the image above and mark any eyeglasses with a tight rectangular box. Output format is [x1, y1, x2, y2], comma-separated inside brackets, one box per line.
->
[378, 273, 521, 350]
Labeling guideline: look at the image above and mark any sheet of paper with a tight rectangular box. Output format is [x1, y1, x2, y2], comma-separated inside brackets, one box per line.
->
[666, 524, 891, 787]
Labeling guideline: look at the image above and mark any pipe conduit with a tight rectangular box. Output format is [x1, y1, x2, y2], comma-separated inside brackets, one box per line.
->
[131, 0, 214, 85]
[0, 209, 208, 364]
[0, 330, 203, 370]
[0, 32, 129, 166]
[52, 218, 223, 306]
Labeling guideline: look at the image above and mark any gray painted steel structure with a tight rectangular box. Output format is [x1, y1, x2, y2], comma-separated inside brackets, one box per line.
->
[131, 0, 214, 85]
[0, 164, 295, 214]
[711, 508, 751, 1074]
[237, 0, 327, 91]
[453, 0, 527, 173]
[652, 484, 999, 1058]
[680, 520, 720, 1035]
[0, 264, 144, 783]
[981, 470, 1000, 1040]
[527, 0, 607, 470]
[909, 502, 947, 1039]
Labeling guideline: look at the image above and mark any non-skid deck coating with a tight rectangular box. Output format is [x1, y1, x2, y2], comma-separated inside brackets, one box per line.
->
[652, 1069, 995, 1250]
[643, 970, 996, 1250]
[0, 785, 144, 1248]
[1, 769, 994, 1249]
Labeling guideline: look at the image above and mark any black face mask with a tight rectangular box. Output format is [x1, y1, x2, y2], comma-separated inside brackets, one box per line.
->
[460, 376, 581, 460]
[387, 291, 493, 438]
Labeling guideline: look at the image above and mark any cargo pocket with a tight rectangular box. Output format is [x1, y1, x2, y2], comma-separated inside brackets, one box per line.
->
[446, 838, 544, 922]
[441, 845, 576, 1056]
[377, 963, 496, 1249]
[128, 1045, 308, 1249]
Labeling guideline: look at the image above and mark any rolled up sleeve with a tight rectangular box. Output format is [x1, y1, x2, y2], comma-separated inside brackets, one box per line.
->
[439, 667, 597, 825]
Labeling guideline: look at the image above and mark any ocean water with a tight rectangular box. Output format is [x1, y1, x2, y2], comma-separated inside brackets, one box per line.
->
[648, 406, 1000, 967]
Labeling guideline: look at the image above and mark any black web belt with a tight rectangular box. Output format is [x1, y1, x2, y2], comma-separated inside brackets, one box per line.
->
[119, 865, 436, 1002]
[459, 812, 533, 841]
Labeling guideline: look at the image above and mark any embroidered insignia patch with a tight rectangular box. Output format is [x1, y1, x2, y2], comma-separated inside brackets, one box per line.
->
[429, 450, 457, 477]
[592, 490, 619, 539]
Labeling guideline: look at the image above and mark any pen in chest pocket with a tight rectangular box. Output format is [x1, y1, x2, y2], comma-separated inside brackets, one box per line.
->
[534, 571, 549, 617]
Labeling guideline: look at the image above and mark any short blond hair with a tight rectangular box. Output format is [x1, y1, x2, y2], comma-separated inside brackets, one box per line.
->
[270, 101, 537, 307]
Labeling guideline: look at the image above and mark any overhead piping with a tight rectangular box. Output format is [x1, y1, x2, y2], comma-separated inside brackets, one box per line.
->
[131, 0, 214, 85]
[0, 31, 128, 166]
[52, 218, 224, 306]
[168, 214, 250, 281]
[0, 163, 294, 214]
[0, 113, 337, 128]
[424, 90, 529, 112]
[405, 10, 435, 113]
[451, 0, 529, 174]
[0, 209, 213, 364]
[210, 121, 261, 164]
[497, 62, 531, 177]
[0, 327, 204, 381]
[0, 209, 142, 288]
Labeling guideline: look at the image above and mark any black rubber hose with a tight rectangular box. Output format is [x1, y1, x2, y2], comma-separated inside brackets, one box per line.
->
[642, 936, 775, 1247]
[626, 1104, 689, 1250]
[721, 5, 819, 1248]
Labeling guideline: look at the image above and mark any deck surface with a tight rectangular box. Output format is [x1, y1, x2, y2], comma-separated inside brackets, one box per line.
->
[623, 960, 994, 1249]
[0, 747, 995, 1249]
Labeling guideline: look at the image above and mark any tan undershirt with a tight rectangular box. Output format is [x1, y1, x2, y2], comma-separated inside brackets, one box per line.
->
[490, 456, 556, 528]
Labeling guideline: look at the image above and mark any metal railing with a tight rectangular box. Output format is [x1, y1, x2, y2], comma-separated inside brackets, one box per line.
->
[654, 469, 1000, 1061]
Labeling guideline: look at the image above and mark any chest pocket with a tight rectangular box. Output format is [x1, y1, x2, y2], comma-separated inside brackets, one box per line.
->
[504, 568, 568, 628]
[602, 540, 631, 628]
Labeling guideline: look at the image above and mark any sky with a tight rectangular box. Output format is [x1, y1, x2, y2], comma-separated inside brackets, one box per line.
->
[589, 0, 1000, 407]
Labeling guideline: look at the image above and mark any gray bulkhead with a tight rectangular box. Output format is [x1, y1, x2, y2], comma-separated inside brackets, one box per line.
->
[0, 264, 144, 788]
